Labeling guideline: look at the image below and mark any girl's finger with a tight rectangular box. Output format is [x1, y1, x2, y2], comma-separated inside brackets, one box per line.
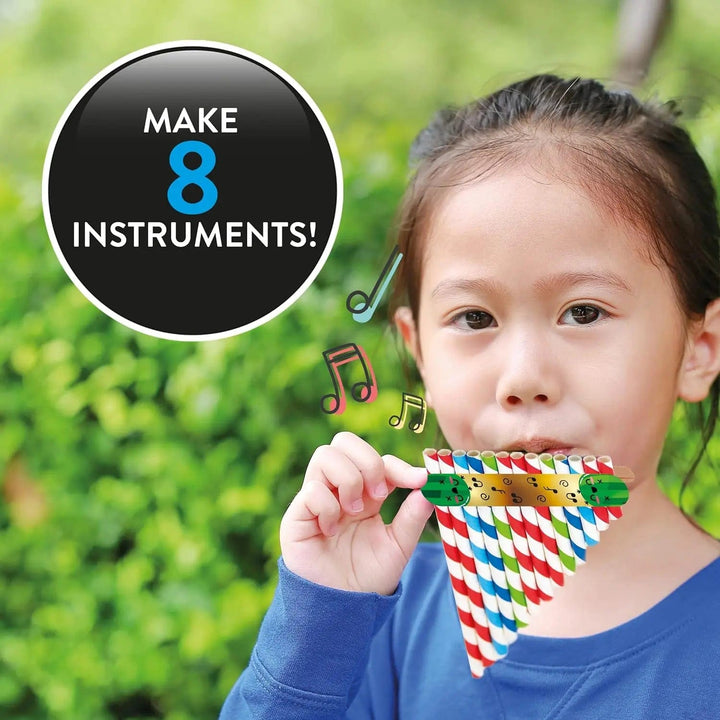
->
[381, 454, 430, 490]
[283, 481, 342, 542]
[304, 444, 367, 515]
[329, 432, 388, 499]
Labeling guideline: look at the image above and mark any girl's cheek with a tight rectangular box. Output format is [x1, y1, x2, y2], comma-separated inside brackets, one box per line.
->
[428, 364, 480, 415]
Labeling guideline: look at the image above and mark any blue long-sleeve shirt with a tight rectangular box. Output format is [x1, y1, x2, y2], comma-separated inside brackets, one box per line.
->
[219, 542, 720, 719]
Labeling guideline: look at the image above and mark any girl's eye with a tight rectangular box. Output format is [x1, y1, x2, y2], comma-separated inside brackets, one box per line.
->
[453, 310, 496, 330]
[450, 305, 607, 330]
[561, 305, 607, 325]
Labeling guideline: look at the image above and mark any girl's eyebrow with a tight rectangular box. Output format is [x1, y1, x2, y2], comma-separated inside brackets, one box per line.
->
[430, 271, 633, 300]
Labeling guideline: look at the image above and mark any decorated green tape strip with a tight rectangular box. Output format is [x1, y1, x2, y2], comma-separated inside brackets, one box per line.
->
[422, 472, 629, 507]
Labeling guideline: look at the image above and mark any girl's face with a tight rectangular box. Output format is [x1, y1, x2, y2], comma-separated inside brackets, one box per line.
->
[397, 166, 693, 482]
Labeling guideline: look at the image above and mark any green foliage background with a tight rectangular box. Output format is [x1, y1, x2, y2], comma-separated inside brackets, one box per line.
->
[0, 1, 719, 718]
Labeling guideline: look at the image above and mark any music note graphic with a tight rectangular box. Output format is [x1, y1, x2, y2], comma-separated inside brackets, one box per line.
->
[320, 342, 378, 415]
[346, 245, 403, 323]
[388, 392, 427, 433]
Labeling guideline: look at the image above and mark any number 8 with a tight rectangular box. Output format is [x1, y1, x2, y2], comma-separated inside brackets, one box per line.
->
[167, 140, 218, 215]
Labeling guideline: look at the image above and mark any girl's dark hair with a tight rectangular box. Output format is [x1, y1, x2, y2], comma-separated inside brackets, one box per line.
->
[389, 73, 720, 519]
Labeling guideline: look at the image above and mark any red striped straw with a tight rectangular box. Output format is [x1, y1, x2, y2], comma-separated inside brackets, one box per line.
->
[452, 450, 517, 657]
[581, 455, 611, 530]
[423, 450, 491, 674]
[437, 449, 509, 657]
[494, 451, 542, 608]
[523, 453, 567, 587]
[423, 449, 494, 675]
[509, 452, 559, 597]
[596, 454, 623, 520]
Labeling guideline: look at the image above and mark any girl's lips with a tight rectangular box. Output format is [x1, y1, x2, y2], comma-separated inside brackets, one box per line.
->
[544, 448, 574, 455]
[505, 440, 580, 454]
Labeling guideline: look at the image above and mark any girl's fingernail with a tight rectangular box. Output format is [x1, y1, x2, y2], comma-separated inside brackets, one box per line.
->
[326, 523, 338, 536]
[351, 499, 364, 513]
[373, 483, 388, 498]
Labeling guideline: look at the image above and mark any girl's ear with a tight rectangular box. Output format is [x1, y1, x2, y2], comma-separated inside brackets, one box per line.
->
[393, 306, 432, 407]
[677, 298, 720, 402]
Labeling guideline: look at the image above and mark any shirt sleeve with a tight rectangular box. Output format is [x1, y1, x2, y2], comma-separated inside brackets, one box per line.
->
[217, 556, 401, 720]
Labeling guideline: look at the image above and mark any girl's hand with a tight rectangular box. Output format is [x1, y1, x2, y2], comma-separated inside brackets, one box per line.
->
[280, 432, 436, 595]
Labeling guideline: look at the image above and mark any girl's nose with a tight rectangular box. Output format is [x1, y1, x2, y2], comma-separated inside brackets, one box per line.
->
[494, 329, 561, 409]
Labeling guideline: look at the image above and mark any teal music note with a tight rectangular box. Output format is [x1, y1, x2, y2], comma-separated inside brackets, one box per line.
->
[346, 245, 403, 323]
[389, 392, 427, 433]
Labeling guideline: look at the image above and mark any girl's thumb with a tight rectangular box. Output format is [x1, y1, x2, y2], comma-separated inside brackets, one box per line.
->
[390, 488, 436, 558]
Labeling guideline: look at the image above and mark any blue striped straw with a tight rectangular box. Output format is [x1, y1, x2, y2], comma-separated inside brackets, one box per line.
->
[440, 450, 509, 656]
[567, 454, 600, 545]
[550, 454, 587, 563]
[461, 451, 519, 641]
[476, 450, 532, 625]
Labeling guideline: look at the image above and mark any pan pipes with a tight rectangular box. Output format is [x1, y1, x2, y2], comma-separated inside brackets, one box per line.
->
[421, 448, 633, 678]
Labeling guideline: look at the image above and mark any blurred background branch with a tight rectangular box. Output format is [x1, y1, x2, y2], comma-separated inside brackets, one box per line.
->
[614, 0, 673, 89]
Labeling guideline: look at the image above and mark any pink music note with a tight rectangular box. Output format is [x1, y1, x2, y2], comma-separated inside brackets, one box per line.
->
[388, 392, 427, 433]
[320, 342, 378, 415]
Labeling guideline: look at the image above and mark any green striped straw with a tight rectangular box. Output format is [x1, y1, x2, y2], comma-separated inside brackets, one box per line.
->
[537, 452, 576, 575]
[475, 451, 530, 627]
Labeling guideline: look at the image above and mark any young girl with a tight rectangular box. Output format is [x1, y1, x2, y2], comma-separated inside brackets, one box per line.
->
[219, 73, 720, 719]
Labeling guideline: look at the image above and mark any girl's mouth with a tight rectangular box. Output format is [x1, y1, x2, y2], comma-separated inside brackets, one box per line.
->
[504, 439, 579, 455]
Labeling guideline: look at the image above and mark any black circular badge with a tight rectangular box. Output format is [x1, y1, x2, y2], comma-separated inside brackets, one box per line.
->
[42, 41, 342, 340]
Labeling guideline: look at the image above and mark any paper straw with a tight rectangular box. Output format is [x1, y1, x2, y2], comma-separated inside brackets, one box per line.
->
[581, 455, 610, 531]
[547, 454, 587, 563]
[523, 453, 570, 583]
[510, 451, 558, 598]
[566, 454, 600, 546]
[536, 453, 578, 574]
[596, 454, 624, 520]
[473, 450, 535, 624]
[423, 449, 492, 676]
[427, 447, 627, 677]
[446, 450, 514, 651]
[437, 449, 508, 658]
[494, 451, 543, 608]
[457, 451, 519, 639]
